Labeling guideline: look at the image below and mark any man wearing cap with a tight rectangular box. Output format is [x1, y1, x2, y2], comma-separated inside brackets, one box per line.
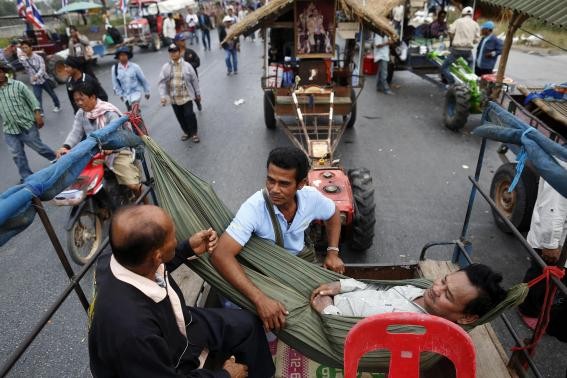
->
[173, 33, 201, 75]
[219, 16, 239, 76]
[0, 62, 56, 181]
[441, 6, 480, 85]
[111, 47, 151, 111]
[158, 44, 201, 142]
[65, 56, 107, 113]
[475, 21, 503, 77]
[163, 13, 177, 46]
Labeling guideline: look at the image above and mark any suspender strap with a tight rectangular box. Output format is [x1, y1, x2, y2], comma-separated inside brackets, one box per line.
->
[262, 188, 284, 248]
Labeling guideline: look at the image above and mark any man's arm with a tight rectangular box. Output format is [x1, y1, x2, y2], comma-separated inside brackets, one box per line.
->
[323, 206, 345, 274]
[211, 233, 288, 330]
[135, 64, 151, 95]
[188, 64, 201, 98]
[111, 65, 123, 97]
[158, 64, 169, 102]
[167, 229, 217, 272]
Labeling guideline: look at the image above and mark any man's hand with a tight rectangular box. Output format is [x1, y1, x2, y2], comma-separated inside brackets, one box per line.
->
[195, 95, 201, 102]
[222, 356, 248, 378]
[189, 228, 218, 255]
[160, 97, 168, 106]
[542, 248, 561, 264]
[145, 93, 150, 100]
[254, 294, 288, 331]
[35, 112, 44, 128]
[311, 293, 333, 313]
[323, 252, 345, 274]
[310, 281, 341, 303]
[55, 146, 70, 159]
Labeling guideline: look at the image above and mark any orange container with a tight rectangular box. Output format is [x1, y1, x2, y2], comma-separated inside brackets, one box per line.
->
[363, 55, 378, 75]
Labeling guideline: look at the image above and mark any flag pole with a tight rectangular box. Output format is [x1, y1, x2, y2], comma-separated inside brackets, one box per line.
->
[123, 12, 128, 37]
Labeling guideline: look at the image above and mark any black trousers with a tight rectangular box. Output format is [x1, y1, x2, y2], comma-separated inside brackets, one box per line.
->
[185, 307, 275, 377]
[172, 100, 198, 137]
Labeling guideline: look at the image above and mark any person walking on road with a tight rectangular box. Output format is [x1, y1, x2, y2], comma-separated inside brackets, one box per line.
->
[19, 40, 61, 114]
[219, 16, 239, 75]
[163, 13, 177, 46]
[111, 47, 151, 111]
[441, 6, 480, 84]
[0, 63, 56, 181]
[159, 44, 201, 143]
[67, 25, 97, 79]
[198, 8, 213, 50]
[173, 33, 202, 110]
[65, 56, 108, 113]
[475, 21, 503, 77]
[185, 7, 199, 45]
[373, 31, 393, 95]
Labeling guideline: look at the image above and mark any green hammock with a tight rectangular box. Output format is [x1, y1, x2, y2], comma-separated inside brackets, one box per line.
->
[143, 136, 529, 370]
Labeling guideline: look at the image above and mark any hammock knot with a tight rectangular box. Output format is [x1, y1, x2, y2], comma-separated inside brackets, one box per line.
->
[526, 265, 565, 288]
[508, 146, 528, 193]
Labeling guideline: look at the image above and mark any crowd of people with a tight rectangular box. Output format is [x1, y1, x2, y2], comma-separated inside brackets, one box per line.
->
[0, 1, 261, 183]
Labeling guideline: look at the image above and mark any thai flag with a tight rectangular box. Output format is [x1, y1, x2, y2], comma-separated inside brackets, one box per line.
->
[119, 0, 128, 14]
[16, 0, 45, 29]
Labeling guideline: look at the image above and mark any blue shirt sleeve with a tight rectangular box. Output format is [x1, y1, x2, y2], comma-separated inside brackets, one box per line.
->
[225, 194, 261, 247]
[304, 187, 336, 221]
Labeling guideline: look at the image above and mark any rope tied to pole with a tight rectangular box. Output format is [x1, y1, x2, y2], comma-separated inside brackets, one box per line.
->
[508, 128, 535, 193]
[512, 265, 565, 354]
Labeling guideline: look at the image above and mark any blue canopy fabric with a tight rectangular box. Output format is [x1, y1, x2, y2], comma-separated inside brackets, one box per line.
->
[0, 116, 142, 246]
[473, 102, 567, 197]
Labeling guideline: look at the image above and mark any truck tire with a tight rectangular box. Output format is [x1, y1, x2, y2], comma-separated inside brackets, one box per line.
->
[490, 163, 539, 234]
[47, 55, 68, 84]
[348, 168, 376, 251]
[264, 90, 276, 129]
[444, 84, 470, 131]
[345, 88, 357, 129]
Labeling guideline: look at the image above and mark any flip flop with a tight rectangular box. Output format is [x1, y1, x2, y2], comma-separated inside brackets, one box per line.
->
[181, 135, 190, 141]
[192, 136, 200, 143]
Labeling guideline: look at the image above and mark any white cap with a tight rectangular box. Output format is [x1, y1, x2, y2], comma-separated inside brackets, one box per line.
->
[462, 6, 473, 15]
[223, 15, 233, 23]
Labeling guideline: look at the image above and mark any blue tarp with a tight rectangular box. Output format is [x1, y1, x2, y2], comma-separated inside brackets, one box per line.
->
[473, 102, 567, 197]
[0, 116, 142, 246]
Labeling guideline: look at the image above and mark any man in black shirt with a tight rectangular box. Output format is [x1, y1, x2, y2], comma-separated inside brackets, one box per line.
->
[89, 205, 275, 377]
[64, 56, 107, 113]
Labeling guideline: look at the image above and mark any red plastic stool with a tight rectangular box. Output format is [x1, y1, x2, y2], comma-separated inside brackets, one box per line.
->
[343, 312, 476, 378]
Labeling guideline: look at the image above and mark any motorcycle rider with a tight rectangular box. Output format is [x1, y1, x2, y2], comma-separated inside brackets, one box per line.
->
[55, 81, 144, 199]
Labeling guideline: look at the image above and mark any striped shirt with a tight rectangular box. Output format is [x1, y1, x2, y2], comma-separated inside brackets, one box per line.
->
[19, 52, 48, 85]
[0, 79, 40, 135]
[170, 60, 191, 106]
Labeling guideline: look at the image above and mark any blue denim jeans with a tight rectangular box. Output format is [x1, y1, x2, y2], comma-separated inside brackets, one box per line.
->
[4, 125, 56, 179]
[441, 48, 473, 85]
[32, 82, 61, 112]
[225, 48, 238, 73]
[376, 59, 390, 92]
[202, 29, 210, 49]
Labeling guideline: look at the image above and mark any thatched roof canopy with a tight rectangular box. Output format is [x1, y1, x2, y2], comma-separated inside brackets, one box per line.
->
[223, 0, 401, 42]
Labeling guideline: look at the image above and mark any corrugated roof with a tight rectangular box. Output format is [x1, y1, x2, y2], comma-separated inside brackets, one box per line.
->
[480, 0, 567, 28]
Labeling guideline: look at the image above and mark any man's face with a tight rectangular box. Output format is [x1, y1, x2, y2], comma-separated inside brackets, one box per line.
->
[0, 69, 7, 85]
[421, 271, 480, 324]
[169, 50, 181, 61]
[227, 8, 233, 15]
[71, 29, 78, 39]
[74, 92, 97, 112]
[64, 64, 77, 77]
[481, 28, 491, 36]
[118, 53, 129, 65]
[21, 44, 32, 56]
[266, 163, 305, 207]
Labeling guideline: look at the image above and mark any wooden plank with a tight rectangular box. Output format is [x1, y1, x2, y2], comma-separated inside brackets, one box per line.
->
[418, 260, 513, 378]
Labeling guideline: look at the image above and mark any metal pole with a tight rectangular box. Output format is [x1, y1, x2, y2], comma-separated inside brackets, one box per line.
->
[31, 197, 90, 311]
[123, 11, 128, 38]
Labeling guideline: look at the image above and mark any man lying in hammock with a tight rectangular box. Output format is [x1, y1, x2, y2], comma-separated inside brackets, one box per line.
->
[310, 263, 507, 325]
[213, 146, 345, 331]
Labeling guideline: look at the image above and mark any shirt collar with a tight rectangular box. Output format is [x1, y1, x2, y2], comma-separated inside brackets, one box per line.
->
[120, 62, 129, 69]
[110, 255, 168, 303]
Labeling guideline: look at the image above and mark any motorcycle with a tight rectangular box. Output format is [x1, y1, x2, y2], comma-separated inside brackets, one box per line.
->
[53, 152, 135, 265]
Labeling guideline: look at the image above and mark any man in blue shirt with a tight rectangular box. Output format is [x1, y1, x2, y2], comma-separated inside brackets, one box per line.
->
[111, 47, 151, 111]
[475, 21, 503, 77]
[212, 147, 345, 331]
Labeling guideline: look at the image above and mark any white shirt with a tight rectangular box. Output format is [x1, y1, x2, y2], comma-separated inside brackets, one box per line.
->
[392, 5, 404, 23]
[526, 160, 567, 267]
[186, 14, 198, 27]
[163, 17, 176, 39]
[322, 279, 426, 317]
[373, 34, 390, 63]
[449, 16, 480, 49]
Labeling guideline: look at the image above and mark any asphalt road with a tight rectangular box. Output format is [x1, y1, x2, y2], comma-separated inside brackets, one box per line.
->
[0, 37, 566, 377]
